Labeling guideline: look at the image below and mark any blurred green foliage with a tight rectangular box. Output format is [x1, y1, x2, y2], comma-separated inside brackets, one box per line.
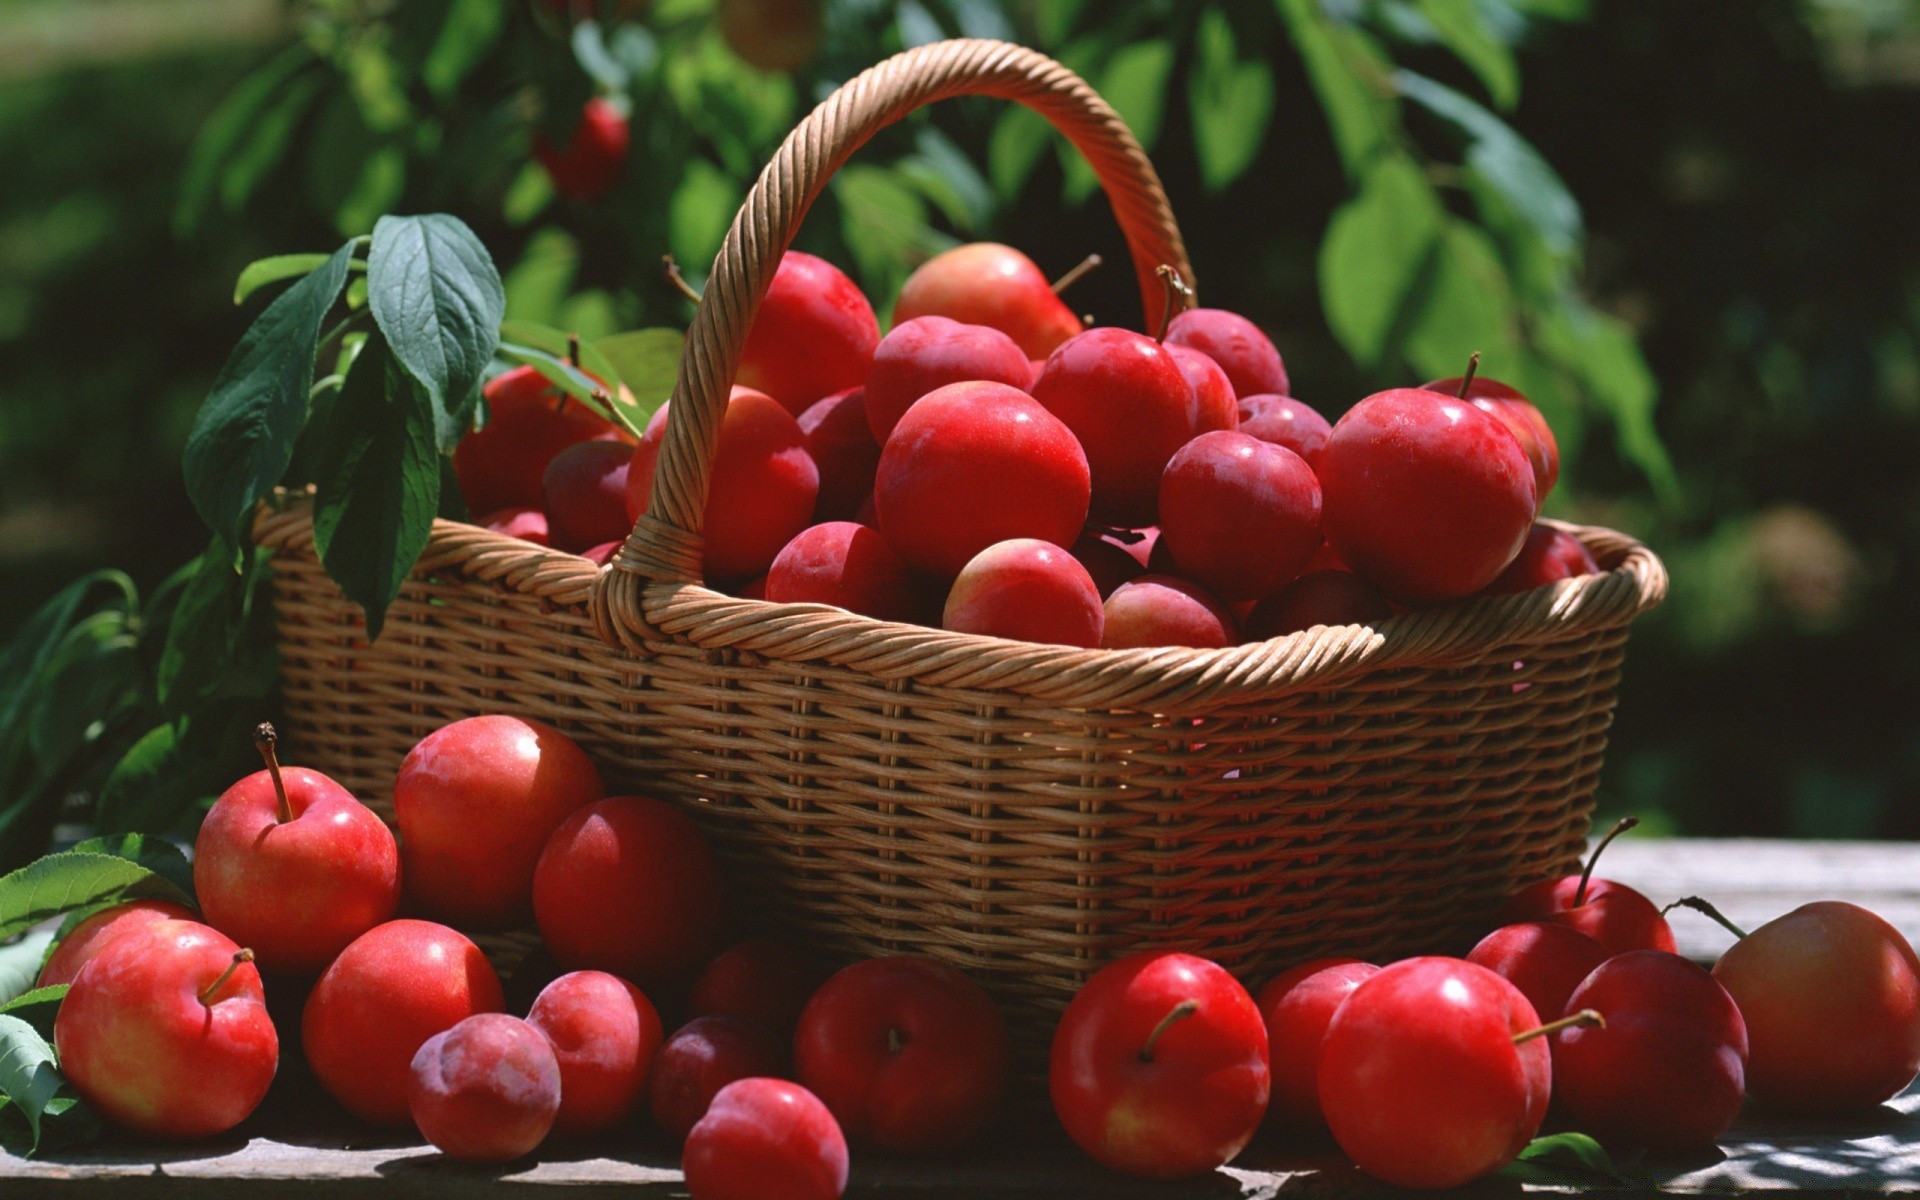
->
[0, 0, 1917, 844]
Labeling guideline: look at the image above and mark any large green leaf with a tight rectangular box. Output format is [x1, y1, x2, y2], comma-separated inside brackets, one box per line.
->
[1414, 0, 1520, 109]
[175, 47, 315, 235]
[155, 537, 268, 719]
[66, 836, 195, 903]
[1189, 12, 1276, 192]
[367, 214, 506, 453]
[0, 1014, 87, 1155]
[595, 329, 685, 422]
[1401, 221, 1521, 379]
[183, 244, 356, 548]
[0, 988, 66, 1044]
[423, 0, 505, 97]
[1319, 155, 1445, 366]
[1539, 300, 1679, 501]
[1276, 0, 1397, 173]
[0, 853, 191, 945]
[0, 573, 136, 746]
[0, 933, 55, 1009]
[25, 612, 140, 772]
[310, 334, 443, 641]
[219, 75, 327, 216]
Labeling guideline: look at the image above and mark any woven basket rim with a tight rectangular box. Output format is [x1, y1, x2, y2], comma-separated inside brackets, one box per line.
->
[254, 494, 1666, 709]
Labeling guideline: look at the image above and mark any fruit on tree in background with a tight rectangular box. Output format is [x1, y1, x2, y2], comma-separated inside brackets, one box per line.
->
[1553, 950, 1747, 1151]
[736, 252, 878, 414]
[941, 538, 1104, 648]
[1488, 524, 1600, 594]
[1050, 950, 1269, 1180]
[1315, 388, 1537, 605]
[626, 389, 820, 584]
[1709, 900, 1920, 1113]
[302, 919, 505, 1126]
[409, 1014, 562, 1163]
[454, 365, 631, 515]
[55, 920, 276, 1139]
[766, 522, 922, 623]
[1254, 958, 1379, 1134]
[534, 97, 631, 202]
[1242, 570, 1392, 641]
[795, 956, 1012, 1154]
[1421, 372, 1560, 504]
[863, 316, 1032, 442]
[651, 1015, 789, 1141]
[1166, 344, 1239, 436]
[37, 899, 195, 989]
[542, 440, 635, 552]
[533, 796, 726, 989]
[1101, 575, 1237, 649]
[1069, 530, 1147, 599]
[1162, 308, 1288, 398]
[796, 389, 880, 522]
[874, 382, 1090, 577]
[479, 507, 551, 547]
[1318, 957, 1554, 1188]
[394, 715, 604, 929]
[1159, 431, 1322, 601]
[893, 242, 1085, 360]
[1235, 394, 1331, 461]
[527, 971, 664, 1138]
[193, 724, 399, 976]
[716, 0, 824, 74]
[1466, 922, 1611, 1030]
[1499, 818, 1677, 957]
[689, 939, 836, 1042]
[683, 1078, 849, 1200]
[1032, 327, 1200, 525]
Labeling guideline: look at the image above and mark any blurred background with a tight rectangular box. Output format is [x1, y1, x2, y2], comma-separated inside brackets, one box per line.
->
[1, 0, 1916, 841]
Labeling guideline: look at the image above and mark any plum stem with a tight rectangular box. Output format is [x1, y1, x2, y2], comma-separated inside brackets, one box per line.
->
[1665, 895, 1748, 940]
[1574, 816, 1639, 908]
[253, 723, 292, 824]
[1456, 351, 1482, 399]
[200, 949, 255, 1006]
[1050, 253, 1103, 296]
[662, 255, 703, 304]
[566, 332, 582, 369]
[1140, 999, 1199, 1063]
[1152, 264, 1194, 342]
[1512, 1008, 1603, 1045]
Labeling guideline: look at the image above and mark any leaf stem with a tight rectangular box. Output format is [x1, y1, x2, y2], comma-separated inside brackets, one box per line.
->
[1140, 999, 1199, 1063]
[1152, 265, 1194, 342]
[1512, 1008, 1603, 1045]
[662, 255, 703, 304]
[1456, 351, 1481, 399]
[1664, 896, 1748, 940]
[254, 722, 291, 823]
[199, 949, 254, 1006]
[1574, 816, 1638, 909]
[1050, 253, 1103, 296]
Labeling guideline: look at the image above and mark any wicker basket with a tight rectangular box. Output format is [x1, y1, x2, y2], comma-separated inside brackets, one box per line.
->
[253, 38, 1667, 1070]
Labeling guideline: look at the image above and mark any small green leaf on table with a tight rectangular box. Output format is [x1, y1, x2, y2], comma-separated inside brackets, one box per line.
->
[1499, 1131, 1650, 1188]
[367, 214, 506, 454]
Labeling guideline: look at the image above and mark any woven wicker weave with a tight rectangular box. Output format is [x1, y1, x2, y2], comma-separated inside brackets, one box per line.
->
[254, 39, 1667, 1070]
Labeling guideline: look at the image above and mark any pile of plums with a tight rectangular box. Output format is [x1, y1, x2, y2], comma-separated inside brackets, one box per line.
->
[454, 242, 1595, 649]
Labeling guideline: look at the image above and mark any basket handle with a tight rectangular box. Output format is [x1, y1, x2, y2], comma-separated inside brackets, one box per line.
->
[606, 38, 1192, 591]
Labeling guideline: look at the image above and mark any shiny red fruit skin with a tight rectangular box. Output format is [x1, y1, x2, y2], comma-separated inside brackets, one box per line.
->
[863, 316, 1032, 443]
[1243, 570, 1392, 641]
[194, 763, 399, 976]
[1166, 343, 1238, 436]
[302, 919, 505, 1126]
[535, 97, 630, 202]
[1236, 394, 1331, 461]
[688, 939, 835, 1043]
[1422, 376, 1560, 503]
[453, 365, 629, 515]
[1466, 922, 1611, 1029]
[1050, 951, 1270, 1181]
[766, 521, 922, 623]
[56, 920, 277, 1140]
[626, 389, 820, 584]
[1319, 957, 1548, 1189]
[1713, 901, 1920, 1113]
[542, 440, 634, 552]
[1554, 950, 1747, 1152]
[795, 956, 1011, 1154]
[796, 388, 880, 521]
[651, 1014, 789, 1141]
[683, 1078, 849, 1200]
[1164, 308, 1288, 398]
[480, 507, 551, 547]
[1101, 575, 1237, 649]
[408, 1014, 562, 1163]
[942, 538, 1104, 647]
[893, 242, 1084, 360]
[37, 899, 195, 990]
[1254, 958, 1379, 1133]
[1488, 523, 1600, 594]
[527, 971, 664, 1138]
[1159, 431, 1323, 601]
[737, 252, 879, 415]
[1316, 388, 1537, 604]
[1032, 327, 1199, 526]
[874, 381, 1090, 577]
[1500, 876, 1677, 958]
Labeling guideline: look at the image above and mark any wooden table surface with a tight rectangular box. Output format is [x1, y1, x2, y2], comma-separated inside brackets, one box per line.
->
[7, 837, 1920, 1198]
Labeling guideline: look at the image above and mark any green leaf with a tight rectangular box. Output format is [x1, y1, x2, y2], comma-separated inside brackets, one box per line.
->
[367, 214, 506, 454]
[0, 853, 192, 945]
[0, 573, 136, 747]
[310, 333, 443, 641]
[1032, 0, 1091, 46]
[155, 538, 249, 718]
[833, 166, 941, 307]
[1319, 155, 1445, 365]
[988, 107, 1051, 203]
[26, 611, 140, 771]
[95, 712, 260, 840]
[1414, 0, 1520, 109]
[0, 988, 66, 1044]
[899, 127, 995, 234]
[1276, 0, 1397, 173]
[594, 329, 684, 422]
[1062, 41, 1176, 205]
[1189, 12, 1276, 192]
[183, 244, 356, 548]
[668, 160, 742, 276]
[437, 455, 472, 523]
[219, 74, 326, 215]
[423, 0, 505, 97]
[1500, 1131, 1649, 1187]
[234, 254, 333, 306]
[1539, 301, 1679, 502]
[1401, 221, 1520, 378]
[571, 20, 631, 91]
[494, 342, 634, 436]
[501, 229, 579, 326]
[95, 724, 187, 838]
[176, 47, 314, 236]
[0, 933, 55, 1009]
[65, 835, 195, 903]
[0, 1014, 81, 1154]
